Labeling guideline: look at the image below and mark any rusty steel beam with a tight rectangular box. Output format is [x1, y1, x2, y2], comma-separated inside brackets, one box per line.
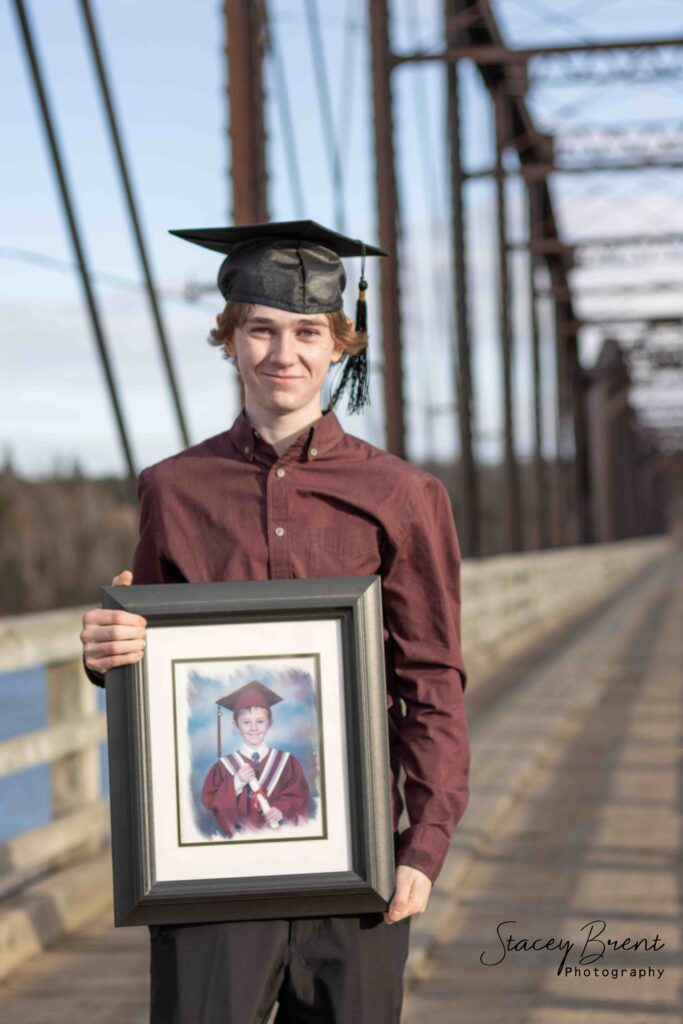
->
[368, 0, 406, 458]
[527, 181, 550, 550]
[514, 232, 683, 254]
[554, 298, 575, 544]
[224, 0, 269, 413]
[540, 281, 683, 299]
[464, 159, 683, 179]
[392, 36, 683, 67]
[494, 87, 523, 552]
[225, 0, 269, 224]
[581, 315, 683, 326]
[445, 0, 480, 558]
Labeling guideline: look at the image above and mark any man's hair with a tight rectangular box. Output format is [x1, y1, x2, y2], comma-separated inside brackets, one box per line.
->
[233, 705, 273, 726]
[208, 300, 368, 366]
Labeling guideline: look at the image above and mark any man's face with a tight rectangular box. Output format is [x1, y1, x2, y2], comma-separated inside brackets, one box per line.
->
[224, 304, 346, 418]
[235, 706, 271, 748]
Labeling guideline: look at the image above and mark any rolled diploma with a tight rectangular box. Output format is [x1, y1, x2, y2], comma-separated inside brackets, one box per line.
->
[247, 776, 279, 829]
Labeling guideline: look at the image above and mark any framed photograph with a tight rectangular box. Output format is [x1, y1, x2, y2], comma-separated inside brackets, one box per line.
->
[103, 575, 395, 926]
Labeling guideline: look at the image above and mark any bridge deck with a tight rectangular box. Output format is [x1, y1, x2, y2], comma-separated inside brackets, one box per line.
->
[0, 550, 680, 1023]
[403, 550, 682, 1023]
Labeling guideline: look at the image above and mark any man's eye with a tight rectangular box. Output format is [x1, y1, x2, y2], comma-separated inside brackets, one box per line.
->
[251, 327, 272, 335]
[299, 329, 320, 337]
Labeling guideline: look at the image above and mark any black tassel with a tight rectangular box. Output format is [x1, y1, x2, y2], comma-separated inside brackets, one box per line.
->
[329, 244, 371, 415]
[355, 255, 368, 334]
[329, 348, 371, 414]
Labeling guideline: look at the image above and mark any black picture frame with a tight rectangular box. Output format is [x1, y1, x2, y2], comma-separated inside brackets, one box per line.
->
[103, 576, 395, 926]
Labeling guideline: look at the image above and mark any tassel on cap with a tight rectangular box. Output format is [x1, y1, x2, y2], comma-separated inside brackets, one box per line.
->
[329, 245, 371, 415]
[355, 245, 368, 334]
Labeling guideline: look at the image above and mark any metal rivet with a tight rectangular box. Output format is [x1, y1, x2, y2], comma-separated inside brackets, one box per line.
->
[276, 468, 286, 478]
[310, 447, 318, 457]
[243, 445, 250, 454]
[274, 526, 285, 537]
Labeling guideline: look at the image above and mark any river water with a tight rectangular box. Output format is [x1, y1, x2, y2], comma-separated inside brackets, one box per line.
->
[0, 666, 109, 843]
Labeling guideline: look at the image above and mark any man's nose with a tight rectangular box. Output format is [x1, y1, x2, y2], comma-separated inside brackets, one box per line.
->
[269, 331, 297, 363]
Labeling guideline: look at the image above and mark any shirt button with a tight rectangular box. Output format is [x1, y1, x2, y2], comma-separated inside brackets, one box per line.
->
[310, 448, 318, 458]
[274, 526, 285, 537]
[276, 468, 286, 478]
[243, 445, 250, 455]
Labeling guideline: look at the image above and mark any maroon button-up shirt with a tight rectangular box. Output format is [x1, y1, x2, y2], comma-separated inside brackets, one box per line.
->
[88, 407, 470, 883]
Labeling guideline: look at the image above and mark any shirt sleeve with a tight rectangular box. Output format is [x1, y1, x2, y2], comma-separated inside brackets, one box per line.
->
[83, 467, 169, 689]
[381, 473, 470, 884]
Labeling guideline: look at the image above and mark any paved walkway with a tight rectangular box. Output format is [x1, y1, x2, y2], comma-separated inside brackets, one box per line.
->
[402, 551, 682, 1023]
[0, 551, 680, 1023]
[0, 913, 149, 1023]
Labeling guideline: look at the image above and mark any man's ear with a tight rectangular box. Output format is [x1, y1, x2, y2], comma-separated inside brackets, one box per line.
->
[331, 336, 348, 364]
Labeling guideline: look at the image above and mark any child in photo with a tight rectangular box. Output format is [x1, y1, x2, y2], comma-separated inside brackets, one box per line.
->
[201, 680, 311, 837]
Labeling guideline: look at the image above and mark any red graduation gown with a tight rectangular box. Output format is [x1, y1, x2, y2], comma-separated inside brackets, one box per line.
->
[201, 748, 311, 838]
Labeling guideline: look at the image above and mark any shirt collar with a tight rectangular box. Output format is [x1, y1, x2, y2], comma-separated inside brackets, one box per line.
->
[239, 742, 270, 761]
[227, 406, 345, 464]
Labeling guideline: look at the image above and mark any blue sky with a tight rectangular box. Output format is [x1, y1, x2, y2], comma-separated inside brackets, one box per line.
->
[2, 0, 682, 475]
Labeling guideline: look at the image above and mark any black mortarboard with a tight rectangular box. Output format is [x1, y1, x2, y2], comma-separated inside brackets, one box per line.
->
[170, 220, 389, 414]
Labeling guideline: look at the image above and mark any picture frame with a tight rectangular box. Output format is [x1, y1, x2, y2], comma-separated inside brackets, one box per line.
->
[102, 575, 395, 926]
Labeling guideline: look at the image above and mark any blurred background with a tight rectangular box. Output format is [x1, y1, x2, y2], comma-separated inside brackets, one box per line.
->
[1, 2, 682, 1018]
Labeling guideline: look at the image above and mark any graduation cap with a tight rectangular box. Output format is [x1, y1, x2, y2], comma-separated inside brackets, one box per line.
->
[217, 681, 283, 715]
[170, 220, 388, 414]
[215, 681, 284, 758]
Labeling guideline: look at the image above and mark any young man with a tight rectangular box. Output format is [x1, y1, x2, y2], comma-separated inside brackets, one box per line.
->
[81, 220, 470, 1024]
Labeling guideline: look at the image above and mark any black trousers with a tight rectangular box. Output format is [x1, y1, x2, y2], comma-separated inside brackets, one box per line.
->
[149, 912, 411, 1024]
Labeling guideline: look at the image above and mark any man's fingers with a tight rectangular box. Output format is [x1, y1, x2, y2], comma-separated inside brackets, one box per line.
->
[86, 650, 145, 673]
[80, 579, 146, 676]
[384, 866, 433, 924]
[388, 900, 408, 920]
[82, 623, 146, 642]
[385, 879, 413, 924]
[83, 638, 145, 658]
[385, 892, 425, 924]
[83, 609, 146, 627]
[384, 898, 417, 925]
[112, 570, 134, 586]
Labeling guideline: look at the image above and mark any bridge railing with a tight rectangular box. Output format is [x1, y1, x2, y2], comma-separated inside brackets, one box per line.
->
[461, 534, 671, 683]
[0, 532, 674, 979]
[0, 608, 108, 900]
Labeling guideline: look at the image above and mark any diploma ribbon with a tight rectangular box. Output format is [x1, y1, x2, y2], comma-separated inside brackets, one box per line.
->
[248, 780, 280, 830]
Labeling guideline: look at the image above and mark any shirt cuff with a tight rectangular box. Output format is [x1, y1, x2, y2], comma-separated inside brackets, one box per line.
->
[394, 824, 451, 884]
[83, 653, 106, 688]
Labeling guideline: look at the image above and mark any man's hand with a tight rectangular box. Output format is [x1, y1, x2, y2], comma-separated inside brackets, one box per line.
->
[237, 764, 256, 784]
[384, 864, 433, 925]
[81, 570, 147, 674]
